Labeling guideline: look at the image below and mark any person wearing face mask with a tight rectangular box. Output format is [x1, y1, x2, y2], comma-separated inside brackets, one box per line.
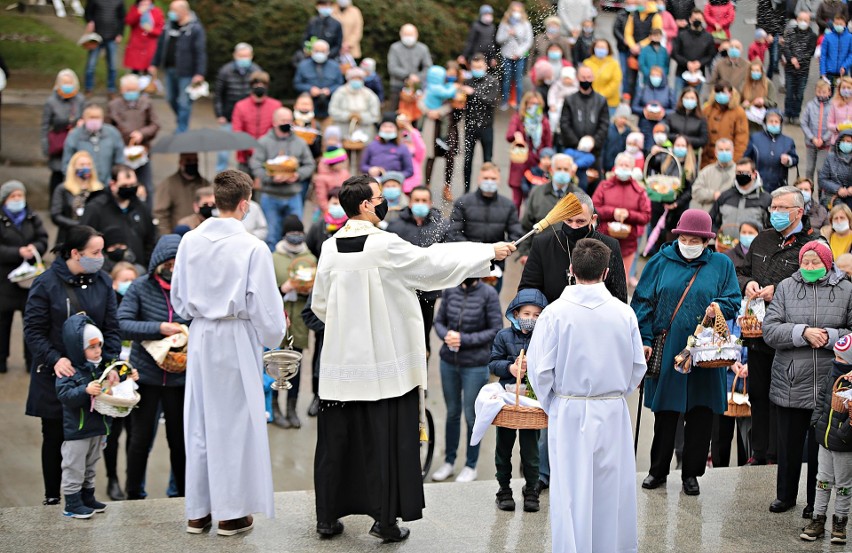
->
[623, 0, 664, 96]
[560, 65, 611, 164]
[744, 110, 799, 193]
[116, 234, 189, 501]
[331, 0, 363, 59]
[820, 130, 852, 208]
[82, 0, 125, 95]
[638, 29, 670, 87]
[302, 0, 343, 60]
[25, 224, 121, 507]
[756, 0, 787, 80]
[377, 172, 408, 225]
[62, 104, 125, 186]
[737, 186, 817, 473]
[81, 165, 156, 268]
[213, 43, 261, 172]
[359, 58, 385, 103]
[583, 39, 623, 113]
[294, 39, 344, 121]
[689, 138, 735, 210]
[231, 71, 283, 175]
[0, 181, 48, 374]
[762, 240, 852, 518]
[829, 77, 852, 145]
[742, 63, 779, 134]
[153, 152, 210, 236]
[800, 80, 834, 181]
[506, 92, 554, 211]
[670, 11, 715, 97]
[593, 152, 652, 281]
[170, 170, 287, 537]
[99, 225, 136, 276]
[359, 115, 414, 181]
[532, 16, 573, 63]
[723, 220, 762, 273]
[820, 15, 852, 92]
[782, 12, 818, 123]
[822, 204, 852, 258]
[613, 0, 637, 79]
[632, 65, 674, 153]
[43, 69, 87, 194]
[702, 0, 734, 40]
[701, 81, 749, 168]
[496, 2, 534, 110]
[52, 151, 106, 248]
[709, 158, 772, 234]
[795, 177, 829, 231]
[387, 24, 433, 111]
[107, 74, 160, 203]
[520, 154, 580, 260]
[175, 186, 216, 232]
[310, 175, 514, 541]
[709, 39, 750, 91]
[462, 54, 501, 193]
[632, 209, 741, 497]
[123, 0, 165, 75]
[667, 88, 708, 152]
[460, 5, 499, 68]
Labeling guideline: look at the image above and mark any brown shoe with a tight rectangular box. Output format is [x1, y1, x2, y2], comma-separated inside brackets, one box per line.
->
[217, 515, 254, 536]
[186, 514, 212, 534]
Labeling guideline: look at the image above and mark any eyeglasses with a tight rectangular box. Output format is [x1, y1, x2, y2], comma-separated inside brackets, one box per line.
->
[768, 205, 798, 212]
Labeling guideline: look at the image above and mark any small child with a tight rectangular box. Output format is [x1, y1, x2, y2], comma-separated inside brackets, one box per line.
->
[522, 147, 554, 196]
[397, 75, 423, 123]
[563, 137, 598, 191]
[625, 132, 646, 170]
[313, 134, 351, 217]
[601, 103, 634, 173]
[748, 29, 770, 63]
[801, 334, 852, 544]
[801, 80, 833, 181]
[488, 289, 549, 513]
[55, 314, 138, 519]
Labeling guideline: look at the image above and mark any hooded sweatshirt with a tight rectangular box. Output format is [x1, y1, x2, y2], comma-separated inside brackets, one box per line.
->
[489, 289, 549, 387]
[819, 129, 852, 207]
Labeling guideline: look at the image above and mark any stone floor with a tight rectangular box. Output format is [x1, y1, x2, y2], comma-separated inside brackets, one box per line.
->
[0, 467, 841, 553]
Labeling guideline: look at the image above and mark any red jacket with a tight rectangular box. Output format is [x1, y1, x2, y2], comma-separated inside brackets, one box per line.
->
[231, 96, 284, 164]
[123, 5, 165, 71]
[505, 114, 552, 188]
[748, 41, 769, 62]
[703, 2, 735, 38]
[591, 177, 652, 256]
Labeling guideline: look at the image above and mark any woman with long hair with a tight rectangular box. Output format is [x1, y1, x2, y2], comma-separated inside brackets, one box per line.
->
[829, 76, 852, 145]
[506, 91, 553, 211]
[50, 151, 105, 248]
[495, 1, 533, 110]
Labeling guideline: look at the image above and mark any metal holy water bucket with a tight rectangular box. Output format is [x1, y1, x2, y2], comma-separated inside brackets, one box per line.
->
[263, 349, 302, 391]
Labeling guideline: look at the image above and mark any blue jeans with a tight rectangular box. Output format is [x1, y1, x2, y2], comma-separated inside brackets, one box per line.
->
[261, 192, 304, 250]
[217, 122, 232, 172]
[538, 427, 550, 485]
[85, 40, 118, 92]
[165, 68, 193, 133]
[784, 69, 809, 119]
[618, 51, 629, 89]
[502, 58, 526, 105]
[766, 40, 780, 79]
[439, 360, 489, 468]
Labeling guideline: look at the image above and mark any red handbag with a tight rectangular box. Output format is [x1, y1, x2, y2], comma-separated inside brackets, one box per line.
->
[47, 128, 70, 157]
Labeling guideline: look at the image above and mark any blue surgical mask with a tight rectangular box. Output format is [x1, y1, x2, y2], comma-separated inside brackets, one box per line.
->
[411, 203, 430, 218]
[526, 105, 540, 117]
[471, 69, 486, 79]
[123, 90, 140, 102]
[235, 58, 252, 70]
[767, 124, 781, 134]
[382, 187, 402, 201]
[167, 10, 178, 21]
[615, 168, 633, 181]
[59, 84, 76, 95]
[548, 51, 562, 61]
[378, 131, 397, 141]
[770, 211, 792, 232]
[349, 80, 364, 90]
[751, 71, 763, 80]
[625, 4, 638, 12]
[673, 146, 688, 158]
[117, 281, 131, 296]
[715, 92, 730, 105]
[553, 171, 573, 186]
[318, 6, 333, 17]
[328, 204, 346, 219]
[739, 234, 756, 248]
[840, 142, 852, 154]
[728, 47, 741, 58]
[682, 98, 697, 110]
[78, 255, 104, 274]
[480, 179, 499, 194]
[717, 150, 733, 164]
[801, 191, 812, 204]
[5, 199, 25, 213]
[836, 24, 846, 33]
[594, 48, 608, 58]
[650, 75, 663, 87]
[312, 52, 328, 64]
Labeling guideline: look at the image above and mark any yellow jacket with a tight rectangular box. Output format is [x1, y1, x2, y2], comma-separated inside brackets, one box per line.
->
[583, 55, 623, 107]
[624, 2, 663, 50]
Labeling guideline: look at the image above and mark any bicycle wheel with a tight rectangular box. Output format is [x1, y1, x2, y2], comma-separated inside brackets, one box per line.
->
[420, 408, 435, 481]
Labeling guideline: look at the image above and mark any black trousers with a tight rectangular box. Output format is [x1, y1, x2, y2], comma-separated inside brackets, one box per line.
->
[775, 405, 818, 507]
[495, 426, 539, 488]
[650, 407, 714, 479]
[419, 296, 436, 355]
[463, 125, 495, 192]
[41, 417, 64, 499]
[0, 307, 30, 369]
[103, 415, 133, 479]
[748, 346, 777, 462]
[711, 414, 748, 467]
[125, 384, 185, 498]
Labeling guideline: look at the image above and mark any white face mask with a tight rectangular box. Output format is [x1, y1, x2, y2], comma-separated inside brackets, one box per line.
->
[678, 241, 705, 260]
[834, 220, 850, 233]
[653, 133, 668, 145]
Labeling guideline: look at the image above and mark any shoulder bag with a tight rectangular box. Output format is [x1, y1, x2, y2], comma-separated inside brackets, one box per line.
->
[646, 266, 702, 378]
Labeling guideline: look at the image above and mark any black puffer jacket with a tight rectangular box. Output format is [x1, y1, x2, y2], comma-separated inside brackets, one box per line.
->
[449, 189, 522, 267]
[0, 208, 48, 311]
[462, 19, 497, 62]
[671, 27, 716, 76]
[812, 360, 852, 452]
[387, 207, 450, 302]
[117, 235, 189, 387]
[80, 192, 157, 267]
[667, 0, 696, 21]
[613, 10, 630, 52]
[85, 0, 126, 41]
[434, 281, 502, 367]
[560, 91, 610, 154]
[214, 60, 262, 121]
[709, 183, 771, 233]
[667, 110, 708, 150]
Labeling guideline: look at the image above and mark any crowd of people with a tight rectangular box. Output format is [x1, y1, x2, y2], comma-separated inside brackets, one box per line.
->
[7, 0, 852, 549]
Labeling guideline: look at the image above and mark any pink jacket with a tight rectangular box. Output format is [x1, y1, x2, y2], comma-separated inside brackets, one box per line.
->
[402, 128, 426, 193]
[661, 11, 678, 54]
[592, 177, 652, 256]
[703, 3, 735, 38]
[312, 162, 351, 213]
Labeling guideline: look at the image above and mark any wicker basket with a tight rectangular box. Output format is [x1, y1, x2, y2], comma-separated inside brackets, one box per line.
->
[692, 304, 742, 369]
[831, 376, 852, 414]
[695, 358, 736, 369]
[644, 151, 682, 203]
[92, 362, 140, 418]
[607, 221, 632, 239]
[492, 350, 548, 430]
[160, 351, 187, 373]
[8, 250, 45, 290]
[265, 155, 299, 177]
[724, 375, 750, 417]
[509, 144, 529, 165]
[293, 125, 320, 145]
[740, 297, 763, 339]
[342, 120, 368, 151]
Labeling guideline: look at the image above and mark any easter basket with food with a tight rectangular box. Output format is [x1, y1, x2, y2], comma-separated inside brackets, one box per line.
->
[264, 155, 299, 177]
[688, 303, 742, 369]
[644, 151, 683, 203]
[92, 361, 140, 418]
[738, 297, 765, 339]
[142, 324, 189, 374]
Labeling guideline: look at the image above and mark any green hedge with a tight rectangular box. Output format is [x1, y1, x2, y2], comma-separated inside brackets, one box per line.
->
[195, 0, 556, 99]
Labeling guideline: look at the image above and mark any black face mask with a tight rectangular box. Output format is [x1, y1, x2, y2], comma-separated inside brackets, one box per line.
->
[562, 222, 593, 243]
[106, 247, 126, 262]
[158, 268, 173, 282]
[182, 163, 200, 178]
[279, 123, 292, 134]
[463, 277, 478, 288]
[691, 21, 703, 30]
[735, 173, 753, 186]
[117, 186, 137, 200]
[719, 49, 729, 58]
[252, 86, 267, 97]
[578, 80, 593, 91]
[372, 199, 389, 221]
[199, 204, 216, 219]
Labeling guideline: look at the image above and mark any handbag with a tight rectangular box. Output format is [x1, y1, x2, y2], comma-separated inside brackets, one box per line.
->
[646, 267, 702, 378]
[47, 127, 70, 157]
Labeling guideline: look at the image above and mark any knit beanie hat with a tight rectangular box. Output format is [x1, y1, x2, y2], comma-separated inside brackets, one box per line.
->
[613, 103, 632, 121]
[322, 146, 348, 165]
[835, 335, 852, 364]
[539, 147, 555, 159]
[83, 324, 103, 350]
[324, 125, 342, 142]
[282, 214, 304, 235]
[381, 171, 405, 185]
[0, 180, 25, 205]
[799, 241, 833, 272]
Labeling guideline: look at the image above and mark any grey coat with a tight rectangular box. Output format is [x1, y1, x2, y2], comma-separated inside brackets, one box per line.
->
[41, 92, 86, 172]
[249, 130, 316, 197]
[387, 41, 433, 88]
[61, 124, 126, 182]
[763, 267, 852, 410]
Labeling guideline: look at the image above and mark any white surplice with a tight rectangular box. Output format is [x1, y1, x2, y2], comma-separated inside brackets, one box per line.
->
[527, 282, 646, 553]
[171, 217, 287, 521]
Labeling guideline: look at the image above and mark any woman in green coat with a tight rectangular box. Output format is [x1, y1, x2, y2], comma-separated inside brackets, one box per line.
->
[631, 209, 742, 496]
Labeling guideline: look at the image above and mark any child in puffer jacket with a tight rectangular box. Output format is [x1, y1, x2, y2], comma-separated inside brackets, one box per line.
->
[801, 335, 852, 544]
[488, 288, 548, 513]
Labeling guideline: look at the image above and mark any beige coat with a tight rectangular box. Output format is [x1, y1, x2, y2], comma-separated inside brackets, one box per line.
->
[153, 172, 211, 235]
[689, 161, 736, 212]
[332, 4, 364, 59]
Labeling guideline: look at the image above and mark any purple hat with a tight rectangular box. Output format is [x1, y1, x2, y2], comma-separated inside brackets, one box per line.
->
[672, 209, 716, 239]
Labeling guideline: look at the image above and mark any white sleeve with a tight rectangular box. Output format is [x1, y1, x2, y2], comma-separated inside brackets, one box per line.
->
[246, 243, 288, 348]
[170, 237, 191, 320]
[527, 312, 557, 414]
[387, 236, 494, 292]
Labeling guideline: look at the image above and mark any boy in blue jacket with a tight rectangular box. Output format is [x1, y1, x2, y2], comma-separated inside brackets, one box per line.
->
[488, 288, 548, 513]
[56, 314, 137, 519]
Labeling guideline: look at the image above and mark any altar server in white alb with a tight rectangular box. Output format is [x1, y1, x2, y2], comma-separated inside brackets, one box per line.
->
[171, 170, 287, 537]
[311, 174, 515, 543]
[527, 238, 647, 553]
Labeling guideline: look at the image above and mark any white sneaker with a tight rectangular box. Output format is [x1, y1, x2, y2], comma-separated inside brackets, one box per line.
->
[455, 467, 477, 482]
[431, 462, 454, 482]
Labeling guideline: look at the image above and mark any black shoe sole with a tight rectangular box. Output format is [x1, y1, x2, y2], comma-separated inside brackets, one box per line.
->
[642, 478, 666, 490]
[682, 487, 700, 496]
[496, 501, 515, 511]
[369, 526, 410, 542]
[316, 522, 344, 538]
[523, 503, 540, 512]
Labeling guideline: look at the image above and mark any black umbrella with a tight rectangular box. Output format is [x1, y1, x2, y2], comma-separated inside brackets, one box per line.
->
[151, 128, 259, 154]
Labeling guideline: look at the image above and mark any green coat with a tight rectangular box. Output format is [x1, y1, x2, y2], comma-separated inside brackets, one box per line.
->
[272, 249, 316, 350]
[631, 242, 742, 414]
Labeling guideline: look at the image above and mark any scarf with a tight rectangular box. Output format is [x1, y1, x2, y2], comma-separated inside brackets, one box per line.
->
[523, 113, 543, 150]
[3, 206, 26, 227]
[323, 211, 348, 232]
[275, 240, 307, 255]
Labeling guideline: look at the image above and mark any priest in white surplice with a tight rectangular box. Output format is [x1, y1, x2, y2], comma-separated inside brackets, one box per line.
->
[171, 170, 287, 536]
[311, 175, 515, 542]
[527, 238, 647, 553]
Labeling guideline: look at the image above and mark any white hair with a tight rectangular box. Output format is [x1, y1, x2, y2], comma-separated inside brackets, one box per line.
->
[715, 137, 733, 148]
[614, 152, 635, 167]
[54, 68, 80, 90]
[313, 39, 330, 50]
[771, 186, 805, 208]
[119, 73, 139, 89]
[551, 153, 576, 170]
[234, 42, 253, 54]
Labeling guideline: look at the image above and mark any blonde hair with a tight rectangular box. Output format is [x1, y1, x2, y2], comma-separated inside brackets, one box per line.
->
[110, 261, 138, 280]
[62, 151, 105, 196]
[835, 76, 852, 103]
[501, 1, 528, 24]
[742, 62, 770, 104]
[830, 203, 852, 224]
[518, 90, 544, 115]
